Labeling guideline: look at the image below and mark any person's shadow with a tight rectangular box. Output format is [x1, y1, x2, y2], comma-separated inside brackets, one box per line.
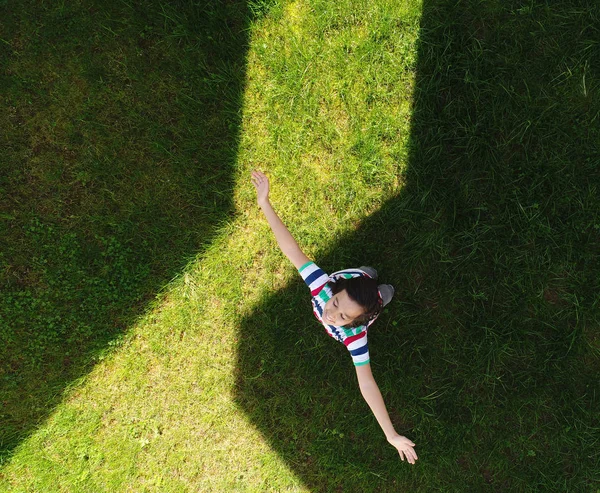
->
[0, 0, 269, 463]
[235, 1, 600, 491]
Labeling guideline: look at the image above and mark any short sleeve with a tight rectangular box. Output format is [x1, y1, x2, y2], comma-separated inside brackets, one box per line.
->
[298, 261, 329, 297]
[344, 331, 370, 366]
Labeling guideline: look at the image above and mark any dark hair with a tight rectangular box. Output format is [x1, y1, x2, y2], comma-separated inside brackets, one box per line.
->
[329, 276, 382, 328]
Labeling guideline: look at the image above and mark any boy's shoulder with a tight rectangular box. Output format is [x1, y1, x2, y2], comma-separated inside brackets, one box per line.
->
[298, 261, 330, 295]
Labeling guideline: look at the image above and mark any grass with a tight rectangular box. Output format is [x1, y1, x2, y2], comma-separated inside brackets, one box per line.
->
[1, 0, 251, 468]
[1, 0, 599, 491]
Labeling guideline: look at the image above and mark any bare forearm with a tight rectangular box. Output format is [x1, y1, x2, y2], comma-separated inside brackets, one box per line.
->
[259, 199, 304, 262]
[359, 378, 397, 439]
[354, 360, 417, 462]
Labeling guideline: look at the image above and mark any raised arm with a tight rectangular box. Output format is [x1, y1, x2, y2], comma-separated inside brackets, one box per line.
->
[251, 171, 310, 269]
[355, 363, 418, 464]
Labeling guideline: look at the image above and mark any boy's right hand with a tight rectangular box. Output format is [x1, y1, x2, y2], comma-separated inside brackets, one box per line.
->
[251, 170, 270, 206]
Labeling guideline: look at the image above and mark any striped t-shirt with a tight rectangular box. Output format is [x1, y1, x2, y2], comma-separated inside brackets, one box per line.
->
[298, 261, 379, 367]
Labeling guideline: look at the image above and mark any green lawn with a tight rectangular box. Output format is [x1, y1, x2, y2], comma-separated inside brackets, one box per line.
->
[1, 0, 599, 491]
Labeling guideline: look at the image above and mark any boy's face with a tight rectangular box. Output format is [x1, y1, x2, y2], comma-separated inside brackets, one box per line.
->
[323, 289, 364, 327]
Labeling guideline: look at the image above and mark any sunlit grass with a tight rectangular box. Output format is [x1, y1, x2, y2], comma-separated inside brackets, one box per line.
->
[1, 228, 309, 492]
[1, 0, 421, 491]
[2, 0, 599, 491]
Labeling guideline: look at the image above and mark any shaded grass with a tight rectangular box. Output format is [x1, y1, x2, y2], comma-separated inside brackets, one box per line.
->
[0, 0, 259, 463]
[235, 0, 600, 491]
[0, 0, 599, 492]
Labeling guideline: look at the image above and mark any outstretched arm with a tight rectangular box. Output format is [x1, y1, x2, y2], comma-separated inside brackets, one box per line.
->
[251, 171, 310, 269]
[355, 363, 418, 464]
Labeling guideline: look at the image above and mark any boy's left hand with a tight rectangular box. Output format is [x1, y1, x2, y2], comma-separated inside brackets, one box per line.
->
[387, 434, 418, 464]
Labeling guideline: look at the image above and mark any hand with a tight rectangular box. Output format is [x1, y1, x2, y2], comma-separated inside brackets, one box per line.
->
[387, 434, 418, 464]
[251, 170, 270, 206]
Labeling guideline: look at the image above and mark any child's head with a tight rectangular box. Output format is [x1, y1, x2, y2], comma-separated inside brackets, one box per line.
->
[324, 276, 382, 328]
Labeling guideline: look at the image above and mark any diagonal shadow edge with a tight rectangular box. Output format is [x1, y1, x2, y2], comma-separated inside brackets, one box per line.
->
[234, 1, 600, 491]
[0, 0, 276, 464]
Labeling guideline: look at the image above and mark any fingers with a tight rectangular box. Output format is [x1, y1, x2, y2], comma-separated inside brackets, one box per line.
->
[251, 170, 266, 181]
[251, 170, 267, 189]
[403, 447, 418, 464]
[251, 172, 261, 188]
[400, 449, 415, 464]
[397, 443, 418, 464]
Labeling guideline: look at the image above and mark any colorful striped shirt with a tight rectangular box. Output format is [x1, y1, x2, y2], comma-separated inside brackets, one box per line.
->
[298, 261, 379, 366]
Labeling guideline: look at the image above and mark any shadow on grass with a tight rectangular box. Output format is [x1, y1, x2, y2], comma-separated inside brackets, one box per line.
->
[235, 1, 600, 491]
[0, 0, 273, 463]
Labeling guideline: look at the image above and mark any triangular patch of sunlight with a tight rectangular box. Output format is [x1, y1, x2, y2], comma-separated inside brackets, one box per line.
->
[2, 1, 422, 491]
[2, 221, 309, 491]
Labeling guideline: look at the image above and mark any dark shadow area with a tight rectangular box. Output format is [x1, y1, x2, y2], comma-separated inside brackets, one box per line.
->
[236, 1, 599, 491]
[0, 0, 273, 462]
